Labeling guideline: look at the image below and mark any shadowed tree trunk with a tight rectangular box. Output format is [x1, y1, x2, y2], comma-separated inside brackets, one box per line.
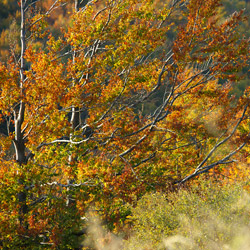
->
[15, 0, 27, 229]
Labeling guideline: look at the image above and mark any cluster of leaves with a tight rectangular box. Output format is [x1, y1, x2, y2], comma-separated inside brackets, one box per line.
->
[0, 0, 250, 248]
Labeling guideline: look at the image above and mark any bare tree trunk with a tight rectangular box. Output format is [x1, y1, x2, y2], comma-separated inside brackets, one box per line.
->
[75, 0, 79, 12]
[66, 0, 81, 208]
[14, 0, 26, 163]
[15, 0, 27, 228]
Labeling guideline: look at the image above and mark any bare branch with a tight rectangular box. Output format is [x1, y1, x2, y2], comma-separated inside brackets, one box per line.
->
[93, 7, 108, 20]
[28, 0, 67, 28]
[119, 135, 147, 158]
[24, 0, 41, 13]
[45, 180, 97, 187]
[178, 104, 248, 185]
[195, 104, 248, 171]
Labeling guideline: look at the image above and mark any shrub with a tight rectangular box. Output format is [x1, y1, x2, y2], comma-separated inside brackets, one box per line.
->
[124, 182, 250, 250]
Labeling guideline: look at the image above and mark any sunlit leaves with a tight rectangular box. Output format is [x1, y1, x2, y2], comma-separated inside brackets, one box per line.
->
[0, 0, 250, 248]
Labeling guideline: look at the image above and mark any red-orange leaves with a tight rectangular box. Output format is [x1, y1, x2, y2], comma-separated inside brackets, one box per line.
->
[174, 0, 249, 78]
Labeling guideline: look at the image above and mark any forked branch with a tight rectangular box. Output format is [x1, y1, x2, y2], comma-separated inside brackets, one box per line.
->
[178, 104, 248, 185]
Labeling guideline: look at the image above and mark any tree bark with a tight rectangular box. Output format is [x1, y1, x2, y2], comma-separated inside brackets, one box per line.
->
[15, 0, 27, 228]
[66, 0, 81, 208]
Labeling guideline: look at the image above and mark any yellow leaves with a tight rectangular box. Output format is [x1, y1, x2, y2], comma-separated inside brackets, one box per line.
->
[29, 13, 49, 39]
[47, 36, 64, 52]
[0, 134, 12, 158]
[0, 63, 20, 111]
[25, 49, 69, 111]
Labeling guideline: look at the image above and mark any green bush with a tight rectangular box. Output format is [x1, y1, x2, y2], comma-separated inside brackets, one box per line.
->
[124, 182, 250, 250]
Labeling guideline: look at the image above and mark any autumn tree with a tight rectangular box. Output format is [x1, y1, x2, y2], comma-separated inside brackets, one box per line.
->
[0, 0, 249, 248]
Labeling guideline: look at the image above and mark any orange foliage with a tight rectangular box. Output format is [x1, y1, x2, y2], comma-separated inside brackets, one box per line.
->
[0, 0, 249, 248]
